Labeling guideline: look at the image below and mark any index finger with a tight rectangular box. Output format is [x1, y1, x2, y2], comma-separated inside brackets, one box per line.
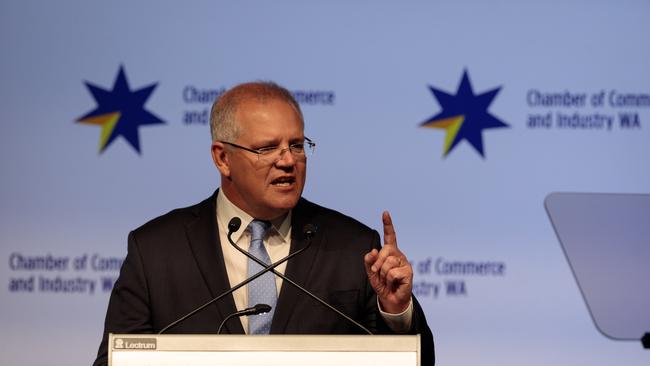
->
[382, 210, 398, 247]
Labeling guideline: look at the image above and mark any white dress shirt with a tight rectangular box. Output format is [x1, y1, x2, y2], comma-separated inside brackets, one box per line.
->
[216, 190, 412, 333]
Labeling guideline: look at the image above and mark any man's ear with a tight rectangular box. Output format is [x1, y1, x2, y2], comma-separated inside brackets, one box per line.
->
[211, 142, 231, 177]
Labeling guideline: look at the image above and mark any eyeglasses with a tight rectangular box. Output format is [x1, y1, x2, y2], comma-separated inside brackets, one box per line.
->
[220, 137, 316, 163]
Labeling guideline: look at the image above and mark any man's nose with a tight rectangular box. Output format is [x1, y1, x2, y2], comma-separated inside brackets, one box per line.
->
[275, 147, 296, 166]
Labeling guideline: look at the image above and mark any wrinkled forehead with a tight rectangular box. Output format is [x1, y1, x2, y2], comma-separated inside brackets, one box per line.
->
[234, 98, 305, 129]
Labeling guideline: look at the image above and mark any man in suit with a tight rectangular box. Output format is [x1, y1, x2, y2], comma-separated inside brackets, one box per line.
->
[93, 82, 434, 365]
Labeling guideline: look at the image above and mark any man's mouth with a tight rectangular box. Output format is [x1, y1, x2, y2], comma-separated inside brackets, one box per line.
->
[271, 176, 295, 187]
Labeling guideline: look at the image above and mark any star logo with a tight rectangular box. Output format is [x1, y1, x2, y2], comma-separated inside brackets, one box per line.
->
[420, 70, 508, 158]
[77, 65, 165, 154]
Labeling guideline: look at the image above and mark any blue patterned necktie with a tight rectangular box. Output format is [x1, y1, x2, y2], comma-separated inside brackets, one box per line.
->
[247, 219, 276, 334]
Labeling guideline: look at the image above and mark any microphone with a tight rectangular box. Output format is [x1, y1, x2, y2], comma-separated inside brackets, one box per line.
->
[158, 221, 315, 334]
[217, 303, 271, 334]
[226, 217, 373, 335]
[302, 223, 317, 240]
[228, 216, 242, 233]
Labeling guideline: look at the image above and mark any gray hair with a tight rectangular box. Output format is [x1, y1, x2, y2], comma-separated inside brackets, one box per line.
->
[209, 81, 303, 142]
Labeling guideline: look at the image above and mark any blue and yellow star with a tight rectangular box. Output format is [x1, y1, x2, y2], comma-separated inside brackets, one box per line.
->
[77, 66, 164, 154]
[421, 70, 508, 158]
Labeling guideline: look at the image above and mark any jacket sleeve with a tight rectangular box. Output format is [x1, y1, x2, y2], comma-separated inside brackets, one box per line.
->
[365, 230, 435, 365]
[92, 232, 153, 366]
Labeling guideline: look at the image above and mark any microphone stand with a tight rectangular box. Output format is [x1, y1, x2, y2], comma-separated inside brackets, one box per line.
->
[227, 219, 373, 335]
[217, 304, 271, 335]
[158, 238, 313, 334]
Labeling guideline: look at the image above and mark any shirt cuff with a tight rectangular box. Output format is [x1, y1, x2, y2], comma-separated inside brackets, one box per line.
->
[378, 297, 413, 333]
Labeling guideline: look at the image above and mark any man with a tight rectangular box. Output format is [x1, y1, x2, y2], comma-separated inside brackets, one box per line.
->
[93, 82, 434, 365]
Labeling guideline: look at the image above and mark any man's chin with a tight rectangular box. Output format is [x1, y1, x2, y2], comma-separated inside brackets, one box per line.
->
[276, 197, 300, 211]
[265, 196, 300, 215]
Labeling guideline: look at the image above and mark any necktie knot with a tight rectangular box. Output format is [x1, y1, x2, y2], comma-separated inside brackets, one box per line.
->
[249, 220, 271, 248]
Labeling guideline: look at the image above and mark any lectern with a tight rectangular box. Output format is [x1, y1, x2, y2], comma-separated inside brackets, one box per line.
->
[109, 334, 421, 366]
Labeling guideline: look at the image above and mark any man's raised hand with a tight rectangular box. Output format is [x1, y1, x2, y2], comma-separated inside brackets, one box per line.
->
[364, 211, 413, 314]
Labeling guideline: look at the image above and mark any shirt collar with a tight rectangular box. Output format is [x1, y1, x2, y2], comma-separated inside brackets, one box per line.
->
[216, 189, 292, 245]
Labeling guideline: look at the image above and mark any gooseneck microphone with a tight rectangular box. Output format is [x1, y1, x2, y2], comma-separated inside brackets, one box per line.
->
[226, 217, 373, 335]
[217, 303, 271, 334]
[158, 222, 315, 334]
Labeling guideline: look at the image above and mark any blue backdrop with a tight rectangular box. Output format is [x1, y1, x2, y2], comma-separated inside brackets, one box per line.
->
[1, 1, 648, 365]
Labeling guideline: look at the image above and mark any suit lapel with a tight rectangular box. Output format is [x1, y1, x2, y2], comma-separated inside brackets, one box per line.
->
[271, 199, 323, 333]
[184, 190, 244, 334]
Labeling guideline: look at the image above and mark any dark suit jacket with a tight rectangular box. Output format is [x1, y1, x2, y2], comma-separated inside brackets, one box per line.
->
[93, 191, 434, 365]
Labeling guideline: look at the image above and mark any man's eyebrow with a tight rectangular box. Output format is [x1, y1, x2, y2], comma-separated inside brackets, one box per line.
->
[253, 137, 305, 146]
[249, 138, 279, 147]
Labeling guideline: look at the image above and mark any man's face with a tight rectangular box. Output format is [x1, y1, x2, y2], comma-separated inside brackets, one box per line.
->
[216, 99, 306, 220]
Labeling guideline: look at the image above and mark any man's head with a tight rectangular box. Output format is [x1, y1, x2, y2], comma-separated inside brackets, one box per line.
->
[210, 82, 307, 220]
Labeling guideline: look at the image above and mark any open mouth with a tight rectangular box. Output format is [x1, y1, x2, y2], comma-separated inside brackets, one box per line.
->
[271, 176, 295, 187]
